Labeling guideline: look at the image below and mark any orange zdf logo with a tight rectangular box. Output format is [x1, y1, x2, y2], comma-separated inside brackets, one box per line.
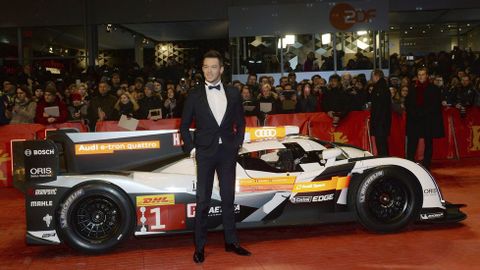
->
[329, 3, 376, 30]
[136, 194, 175, 207]
[470, 125, 480, 151]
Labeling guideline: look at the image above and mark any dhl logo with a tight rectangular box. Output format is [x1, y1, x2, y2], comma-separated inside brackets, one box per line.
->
[136, 194, 175, 206]
[293, 176, 350, 193]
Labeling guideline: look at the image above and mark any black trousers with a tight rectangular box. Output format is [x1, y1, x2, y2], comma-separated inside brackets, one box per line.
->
[406, 135, 433, 169]
[375, 135, 389, 157]
[194, 143, 238, 250]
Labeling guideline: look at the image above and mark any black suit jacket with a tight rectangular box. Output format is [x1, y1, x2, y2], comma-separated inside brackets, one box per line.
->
[180, 83, 246, 156]
[370, 78, 392, 137]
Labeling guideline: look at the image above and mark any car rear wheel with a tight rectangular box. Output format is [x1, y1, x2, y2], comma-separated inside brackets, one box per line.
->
[353, 167, 423, 233]
[57, 182, 134, 253]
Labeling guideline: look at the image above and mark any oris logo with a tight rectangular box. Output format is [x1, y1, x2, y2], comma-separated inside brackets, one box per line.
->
[24, 149, 32, 156]
[254, 129, 277, 138]
[29, 167, 52, 177]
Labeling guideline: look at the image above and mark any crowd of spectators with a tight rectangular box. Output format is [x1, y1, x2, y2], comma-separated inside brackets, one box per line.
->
[1, 47, 479, 131]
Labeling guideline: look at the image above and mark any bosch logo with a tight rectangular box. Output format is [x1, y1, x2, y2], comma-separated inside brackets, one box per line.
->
[24, 149, 55, 156]
[255, 129, 277, 138]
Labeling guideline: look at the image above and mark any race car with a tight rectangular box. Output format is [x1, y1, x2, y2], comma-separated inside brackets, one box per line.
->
[12, 126, 466, 253]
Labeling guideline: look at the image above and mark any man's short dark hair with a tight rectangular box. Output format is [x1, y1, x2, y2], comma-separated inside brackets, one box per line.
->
[248, 74, 257, 79]
[329, 74, 341, 82]
[203, 50, 223, 66]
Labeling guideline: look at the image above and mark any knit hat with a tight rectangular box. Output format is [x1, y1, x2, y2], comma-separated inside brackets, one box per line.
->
[44, 84, 57, 95]
[145, 82, 154, 92]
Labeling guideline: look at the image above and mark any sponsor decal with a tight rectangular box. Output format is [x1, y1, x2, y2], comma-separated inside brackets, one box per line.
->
[420, 212, 444, 220]
[290, 196, 312, 203]
[136, 194, 175, 207]
[137, 204, 186, 232]
[41, 232, 56, 238]
[312, 194, 334, 202]
[239, 176, 296, 186]
[172, 133, 183, 146]
[470, 126, 480, 151]
[359, 170, 384, 203]
[29, 167, 53, 178]
[245, 127, 286, 141]
[25, 149, 55, 156]
[329, 3, 376, 31]
[74, 140, 160, 155]
[60, 189, 84, 228]
[43, 214, 52, 227]
[423, 188, 438, 196]
[290, 194, 335, 203]
[34, 188, 57, 196]
[186, 203, 240, 218]
[293, 176, 349, 193]
[30, 201, 53, 207]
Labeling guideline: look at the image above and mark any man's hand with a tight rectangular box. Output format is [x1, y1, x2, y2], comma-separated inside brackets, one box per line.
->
[327, 111, 334, 118]
[190, 148, 196, 158]
[47, 117, 56, 123]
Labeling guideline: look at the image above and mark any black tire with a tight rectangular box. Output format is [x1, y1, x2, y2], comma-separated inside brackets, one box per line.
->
[352, 167, 423, 233]
[56, 182, 135, 253]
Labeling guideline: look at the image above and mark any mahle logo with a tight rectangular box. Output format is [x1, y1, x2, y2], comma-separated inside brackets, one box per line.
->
[329, 3, 376, 31]
[470, 125, 480, 151]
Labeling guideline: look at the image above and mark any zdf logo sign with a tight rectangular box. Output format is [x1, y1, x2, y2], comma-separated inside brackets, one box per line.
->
[329, 3, 376, 30]
[255, 129, 277, 138]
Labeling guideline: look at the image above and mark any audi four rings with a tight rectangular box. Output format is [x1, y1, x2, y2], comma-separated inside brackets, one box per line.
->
[12, 126, 466, 253]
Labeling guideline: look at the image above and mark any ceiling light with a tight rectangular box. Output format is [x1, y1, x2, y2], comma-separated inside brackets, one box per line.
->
[321, 33, 331, 45]
[357, 31, 368, 36]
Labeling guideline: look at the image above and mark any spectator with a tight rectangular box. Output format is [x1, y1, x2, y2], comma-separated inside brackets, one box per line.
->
[241, 85, 259, 117]
[134, 77, 144, 92]
[287, 72, 297, 90]
[405, 67, 444, 170]
[164, 88, 181, 118]
[246, 74, 259, 97]
[348, 79, 369, 111]
[295, 83, 317, 113]
[370, 69, 392, 156]
[138, 82, 163, 120]
[0, 91, 9, 125]
[303, 52, 318, 71]
[341, 73, 353, 91]
[68, 93, 88, 122]
[392, 85, 409, 115]
[8, 85, 37, 124]
[322, 74, 350, 127]
[455, 75, 476, 117]
[34, 83, 68, 125]
[114, 92, 139, 119]
[87, 81, 117, 130]
[110, 72, 121, 93]
[257, 83, 279, 115]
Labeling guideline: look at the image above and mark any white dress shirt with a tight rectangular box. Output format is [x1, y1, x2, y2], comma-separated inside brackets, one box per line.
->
[205, 82, 227, 126]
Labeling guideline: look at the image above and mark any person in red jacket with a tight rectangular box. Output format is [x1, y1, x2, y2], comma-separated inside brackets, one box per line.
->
[34, 83, 68, 124]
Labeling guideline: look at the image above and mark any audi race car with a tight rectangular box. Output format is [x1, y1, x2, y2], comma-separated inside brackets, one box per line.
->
[12, 126, 466, 253]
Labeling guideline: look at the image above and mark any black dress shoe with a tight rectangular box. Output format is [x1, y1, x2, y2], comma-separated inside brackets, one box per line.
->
[193, 249, 205, 263]
[225, 243, 251, 256]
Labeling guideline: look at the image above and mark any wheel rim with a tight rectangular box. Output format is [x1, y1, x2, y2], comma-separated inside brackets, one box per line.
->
[73, 197, 121, 241]
[366, 178, 409, 223]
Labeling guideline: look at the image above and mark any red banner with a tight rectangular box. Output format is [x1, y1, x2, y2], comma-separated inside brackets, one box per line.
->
[309, 111, 370, 150]
[453, 107, 480, 158]
[264, 113, 314, 135]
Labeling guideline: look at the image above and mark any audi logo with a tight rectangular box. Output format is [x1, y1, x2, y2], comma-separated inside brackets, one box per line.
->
[254, 129, 277, 137]
[24, 149, 32, 157]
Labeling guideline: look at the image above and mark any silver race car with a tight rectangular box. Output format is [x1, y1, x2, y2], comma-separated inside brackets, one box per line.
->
[12, 126, 466, 253]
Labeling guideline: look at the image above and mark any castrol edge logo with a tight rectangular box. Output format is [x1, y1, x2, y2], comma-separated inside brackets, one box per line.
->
[246, 127, 286, 141]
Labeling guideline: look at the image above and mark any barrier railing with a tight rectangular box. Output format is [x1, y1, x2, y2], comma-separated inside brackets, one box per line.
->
[1, 108, 480, 187]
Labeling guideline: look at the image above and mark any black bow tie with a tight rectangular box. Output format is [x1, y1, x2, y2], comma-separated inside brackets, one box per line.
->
[208, 84, 221, 90]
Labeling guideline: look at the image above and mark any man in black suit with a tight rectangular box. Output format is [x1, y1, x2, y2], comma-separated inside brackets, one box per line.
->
[370, 69, 392, 156]
[180, 50, 249, 263]
[405, 67, 444, 170]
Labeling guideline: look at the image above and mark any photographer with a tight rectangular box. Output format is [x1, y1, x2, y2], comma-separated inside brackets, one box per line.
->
[295, 83, 317, 113]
